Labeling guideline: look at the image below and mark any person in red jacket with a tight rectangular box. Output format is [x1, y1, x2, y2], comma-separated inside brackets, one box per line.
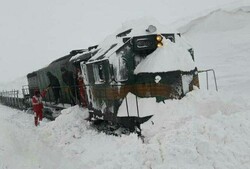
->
[32, 88, 48, 126]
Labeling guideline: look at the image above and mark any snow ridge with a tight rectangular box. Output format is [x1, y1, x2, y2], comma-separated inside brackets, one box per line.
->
[178, 5, 250, 34]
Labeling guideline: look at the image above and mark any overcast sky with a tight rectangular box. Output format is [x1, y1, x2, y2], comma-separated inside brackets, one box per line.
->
[0, 0, 238, 83]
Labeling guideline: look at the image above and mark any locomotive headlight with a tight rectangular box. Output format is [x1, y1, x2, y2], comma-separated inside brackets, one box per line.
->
[156, 35, 163, 47]
[156, 35, 163, 41]
[157, 42, 163, 47]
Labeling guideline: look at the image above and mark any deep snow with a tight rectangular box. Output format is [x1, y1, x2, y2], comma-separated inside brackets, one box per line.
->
[134, 37, 196, 74]
[1, 2, 250, 169]
[182, 5, 250, 102]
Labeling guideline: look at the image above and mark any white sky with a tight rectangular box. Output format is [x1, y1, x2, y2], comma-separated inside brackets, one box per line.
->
[0, 0, 238, 83]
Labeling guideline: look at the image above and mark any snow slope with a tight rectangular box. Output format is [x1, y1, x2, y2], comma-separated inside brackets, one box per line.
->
[1, 2, 250, 169]
[181, 6, 250, 102]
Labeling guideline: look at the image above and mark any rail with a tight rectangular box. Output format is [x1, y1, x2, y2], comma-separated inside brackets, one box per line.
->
[0, 90, 27, 110]
[198, 69, 218, 91]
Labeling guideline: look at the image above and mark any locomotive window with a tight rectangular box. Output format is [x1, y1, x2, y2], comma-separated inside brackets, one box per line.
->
[98, 65, 104, 80]
[134, 55, 144, 67]
[80, 63, 89, 84]
[93, 64, 105, 83]
[117, 58, 128, 81]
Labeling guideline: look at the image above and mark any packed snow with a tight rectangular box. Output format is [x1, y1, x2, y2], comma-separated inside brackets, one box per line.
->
[182, 5, 250, 101]
[134, 38, 195, 74]
[1, 1, 250, 169]
[117, 92, 157, 117]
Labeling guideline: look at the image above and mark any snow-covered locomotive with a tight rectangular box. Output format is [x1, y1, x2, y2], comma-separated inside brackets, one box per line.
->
[26, 21, 199, 131]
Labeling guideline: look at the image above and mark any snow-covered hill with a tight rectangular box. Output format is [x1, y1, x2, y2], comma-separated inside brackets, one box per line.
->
[182, 6, 250, 102]
[1, 2, 250, 169]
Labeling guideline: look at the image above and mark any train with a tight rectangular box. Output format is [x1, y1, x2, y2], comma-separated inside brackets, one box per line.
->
[22, 23, 200, 132]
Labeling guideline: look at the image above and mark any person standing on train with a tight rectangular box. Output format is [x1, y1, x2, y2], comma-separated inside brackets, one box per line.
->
[32, 88, 49, 126]
[76, 68, 87, 107]
[46, 72, 61, 104]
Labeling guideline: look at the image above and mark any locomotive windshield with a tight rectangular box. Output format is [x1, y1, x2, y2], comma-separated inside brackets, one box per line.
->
[113, 57, 128, 82]
[93, 63, 105, 83]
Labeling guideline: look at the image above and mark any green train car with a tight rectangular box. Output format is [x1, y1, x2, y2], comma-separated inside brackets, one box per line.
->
[27, 49, 88, 107]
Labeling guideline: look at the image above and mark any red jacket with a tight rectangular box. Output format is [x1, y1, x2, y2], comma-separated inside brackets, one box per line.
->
[32, 90, 47, 112]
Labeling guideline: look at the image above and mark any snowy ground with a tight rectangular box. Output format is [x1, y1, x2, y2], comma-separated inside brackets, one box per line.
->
[1, 2, 250, 169]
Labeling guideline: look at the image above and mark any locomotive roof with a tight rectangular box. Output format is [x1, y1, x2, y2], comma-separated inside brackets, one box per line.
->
[83, 18, 196, 73]
[70, 45, 99, 63]
[50, 54, 72, 65]
[84, 18, 177, 64]
[50, 49, 86, 65]
[27, 72, 37, 78]
[87, 41, 124, 63]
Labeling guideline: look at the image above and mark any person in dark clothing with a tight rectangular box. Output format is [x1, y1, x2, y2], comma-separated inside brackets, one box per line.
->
[61, 67, 78, 105]
[46, 72, 61, 104]
[76, 68, 87, 107]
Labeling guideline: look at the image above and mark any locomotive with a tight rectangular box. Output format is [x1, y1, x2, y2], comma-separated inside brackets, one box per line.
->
[26, 23, 199, 131]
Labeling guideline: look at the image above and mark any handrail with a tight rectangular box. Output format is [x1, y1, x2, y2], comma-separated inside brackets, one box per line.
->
[198, 69, 218, 91]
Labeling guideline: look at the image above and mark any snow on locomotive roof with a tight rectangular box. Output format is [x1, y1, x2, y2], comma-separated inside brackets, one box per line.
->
[134, 37, 196, 74]
[84, 18, 177, 64]
[70, 46, 99, 63]
[86, 35, 124, 63]
[116, 17, 176, 37]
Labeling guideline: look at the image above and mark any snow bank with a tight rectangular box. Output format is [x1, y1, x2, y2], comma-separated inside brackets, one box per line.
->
[38, 105, 146, 169]
[39, 105, 90, 146]
[179, 7, 250, 34]
[1, 89, 250, 168]
[181, 4, 250, 100]
[141, 89, 250, 168]
[171, 0, 250, 32]
[35, 89, 250, 168]
[2, 88, 238, 169]
[134, 38, 195, 74]
[29, 89, 247, 169]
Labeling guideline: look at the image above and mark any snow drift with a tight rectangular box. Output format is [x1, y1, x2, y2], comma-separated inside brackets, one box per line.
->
[134, 38, 195, 74]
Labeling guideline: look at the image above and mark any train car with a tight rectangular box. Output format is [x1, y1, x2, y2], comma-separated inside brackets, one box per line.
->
[71, 24, 199, 131]
[26, 49, 88, 119]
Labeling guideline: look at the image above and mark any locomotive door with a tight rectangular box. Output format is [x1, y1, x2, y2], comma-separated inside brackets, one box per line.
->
[79, 62, 89, 107]
[80, 62, 89, 85]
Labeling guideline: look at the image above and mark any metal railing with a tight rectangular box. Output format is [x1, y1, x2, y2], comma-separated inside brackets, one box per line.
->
[21, 85, 88, 108]
[0, 90, 27, 109]
[198, 69, 218, 91]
